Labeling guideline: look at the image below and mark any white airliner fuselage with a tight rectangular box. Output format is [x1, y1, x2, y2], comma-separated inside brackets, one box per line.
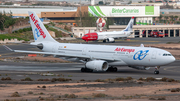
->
[41, 42, 175, 67]
[97, 31, 133, 40]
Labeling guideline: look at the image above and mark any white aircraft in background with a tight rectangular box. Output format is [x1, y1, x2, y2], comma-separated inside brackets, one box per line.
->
[3, 11, 175, 74]
[82, 17, 134, 43]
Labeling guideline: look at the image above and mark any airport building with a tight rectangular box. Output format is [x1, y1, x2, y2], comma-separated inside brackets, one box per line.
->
[41, 6, 160, 26]
[2, 5, 180, 38]
[0, 5, 159, 25]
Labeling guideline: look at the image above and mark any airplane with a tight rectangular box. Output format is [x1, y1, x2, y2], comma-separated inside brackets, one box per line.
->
[82, 17, 134, 43]
[3, 11, 175, 74]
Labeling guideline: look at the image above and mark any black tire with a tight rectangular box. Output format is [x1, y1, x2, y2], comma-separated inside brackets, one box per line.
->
[103, 40, 106, 43]
[113, 67, 117, 72]
[90, 69, 93, 72]
[107, 39, 109, 42]
[81, 68, 85, 72]
[154, 70, 159, 74]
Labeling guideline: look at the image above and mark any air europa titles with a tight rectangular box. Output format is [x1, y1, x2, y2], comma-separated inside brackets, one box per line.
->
[115, 48, 135, 53]
[30, 13, 46, 39]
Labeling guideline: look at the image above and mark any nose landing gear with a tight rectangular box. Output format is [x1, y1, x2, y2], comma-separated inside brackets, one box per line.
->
[154, 66, 160, 74]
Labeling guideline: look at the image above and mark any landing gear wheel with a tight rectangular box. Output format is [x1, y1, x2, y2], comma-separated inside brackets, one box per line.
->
[81, 68, 93, 72]
[103, 40, 106, 43]
[81, 68, 85, 72]
[113, 67, 117, 72]
[106, 67, 117, 72]
[154, 70, 159, 74]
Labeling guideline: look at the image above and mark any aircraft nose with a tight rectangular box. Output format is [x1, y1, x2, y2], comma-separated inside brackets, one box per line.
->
[170, 56, 176, 63]
[164, 56, 176, 64]
[82, 36, 85, 40]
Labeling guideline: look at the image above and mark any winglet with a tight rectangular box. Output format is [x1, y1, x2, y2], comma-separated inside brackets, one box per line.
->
[3, 45, 14, 52]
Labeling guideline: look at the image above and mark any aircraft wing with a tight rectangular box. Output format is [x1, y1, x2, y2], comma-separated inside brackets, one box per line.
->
[3, 45, 116, 61]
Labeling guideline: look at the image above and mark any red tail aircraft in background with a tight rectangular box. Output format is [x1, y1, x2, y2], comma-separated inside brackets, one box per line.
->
[82, 17, 134, 43]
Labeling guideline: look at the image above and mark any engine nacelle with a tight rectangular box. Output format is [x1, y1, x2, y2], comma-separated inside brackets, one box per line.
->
[107, 38, 115, 42]
[85, 60, 109, 71]
[129, 66, 151, 70]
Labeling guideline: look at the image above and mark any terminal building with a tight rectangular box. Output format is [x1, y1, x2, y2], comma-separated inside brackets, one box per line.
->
[1, 5, 180, 38]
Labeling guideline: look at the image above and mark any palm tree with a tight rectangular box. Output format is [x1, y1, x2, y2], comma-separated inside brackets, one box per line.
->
[0, 13, 5, 31]
[175, 16, 178, 21]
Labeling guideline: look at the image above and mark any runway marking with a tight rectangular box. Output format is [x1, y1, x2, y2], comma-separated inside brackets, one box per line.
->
[115, 40, 160, 42]
[164, 66, 180, 73]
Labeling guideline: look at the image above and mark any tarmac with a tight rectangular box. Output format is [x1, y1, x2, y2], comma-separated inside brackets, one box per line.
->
[0, 37, 180, 81]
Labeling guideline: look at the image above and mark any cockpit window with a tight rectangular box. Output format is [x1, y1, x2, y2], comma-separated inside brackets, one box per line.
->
[84, 35, 88, 37]
[163, 53, 172, 56]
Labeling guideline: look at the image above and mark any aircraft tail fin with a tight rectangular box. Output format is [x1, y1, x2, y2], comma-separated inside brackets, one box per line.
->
[28, 11, 57, 43]
[124, 17, 134, 32]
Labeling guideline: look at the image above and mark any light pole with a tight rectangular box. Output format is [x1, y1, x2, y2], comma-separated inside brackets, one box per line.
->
[80, 0, 82, 26]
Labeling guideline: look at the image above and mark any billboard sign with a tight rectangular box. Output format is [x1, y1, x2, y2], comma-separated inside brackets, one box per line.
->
[88, 6, 159, 17]
[145, 6, 154, 15]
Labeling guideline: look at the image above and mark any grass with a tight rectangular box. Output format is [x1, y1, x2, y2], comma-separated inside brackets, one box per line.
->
[94, 77, 134, 82]
[92, 93, 107, 98]
[115, 77, 125, 81]
[37, 78, 50, 81]
[95, 79, 105, 82]
[51, 78, 72, 82]
[63, 94, 77, 98]
[166, 42, 173, 44]
[146, 77, 156, 82]
[48, 27, 62, 37]
[11, 92, 20, 97]
[39, 92, 44, 95]
[27, 91, 33, 94]
[21, 77, 33, 81]
[0, 33, 30, 41]
[1, 77, 12, 80]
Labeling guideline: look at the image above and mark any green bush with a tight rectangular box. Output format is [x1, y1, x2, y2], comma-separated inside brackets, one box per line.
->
[63, 94, 77, 98]
[21, 77, 33, 81]
[19, 29, 23, 33]
[92, 93, 106, 98]
[28, 91, 33, 94]
[115, 77, 125, 81]
[146, 77, 156, 82]
[48, 27, 62, 37]
[23, 28, 27, 32]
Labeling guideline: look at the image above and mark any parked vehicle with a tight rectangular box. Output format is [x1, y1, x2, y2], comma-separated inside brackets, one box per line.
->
[150, 31, 164, 38]
[142, 30, 164, 38]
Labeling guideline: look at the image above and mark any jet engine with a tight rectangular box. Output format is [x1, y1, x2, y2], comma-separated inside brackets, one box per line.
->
[129, 66, 151, 70]
[107, 38, 115, 43]
[85, 60, 109, 71]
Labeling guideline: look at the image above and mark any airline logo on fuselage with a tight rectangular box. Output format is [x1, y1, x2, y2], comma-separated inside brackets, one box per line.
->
[115, 48, 135, 53]
[30, 13, 46, 39]
[133, 50, 149, 60]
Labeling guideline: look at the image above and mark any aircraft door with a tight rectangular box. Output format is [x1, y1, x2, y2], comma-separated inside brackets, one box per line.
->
[52, 45, 56, 53]
[151, 51, 157, 59]
[82, 47, 88, 55]
[113, 52, 121, 60]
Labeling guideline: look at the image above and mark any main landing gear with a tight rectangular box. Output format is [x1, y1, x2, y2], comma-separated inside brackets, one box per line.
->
[154, 66, 160, 74]
[81, 68, 93, 72]
[106, 66, 118, 72]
